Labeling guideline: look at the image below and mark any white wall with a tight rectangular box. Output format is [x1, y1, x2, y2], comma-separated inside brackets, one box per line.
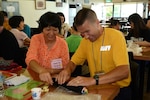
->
[5, 0, 69, 28]
[1, 0, 148, 27]
[4, 0, 104, 28]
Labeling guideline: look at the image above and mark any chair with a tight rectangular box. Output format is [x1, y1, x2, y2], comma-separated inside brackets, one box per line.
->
[128, 52, 139, 100]
[30, 28, 40, 37]
[146, 62, 150, 92]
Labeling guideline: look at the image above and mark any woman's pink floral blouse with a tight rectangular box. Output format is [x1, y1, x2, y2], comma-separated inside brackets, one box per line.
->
[25, 34, 69, 80]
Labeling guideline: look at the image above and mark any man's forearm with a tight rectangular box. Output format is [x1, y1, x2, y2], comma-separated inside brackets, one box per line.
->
[66, 61, 76, 74]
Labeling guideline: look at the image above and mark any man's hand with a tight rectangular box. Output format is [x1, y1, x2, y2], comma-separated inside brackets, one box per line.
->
[67, 76, 95, 86]
[56, 68, 71, 85]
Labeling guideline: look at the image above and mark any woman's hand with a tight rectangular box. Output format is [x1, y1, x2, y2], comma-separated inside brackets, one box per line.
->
[39, 70, 53, 85]
[24, 38, 30, 47]
[135, 41, 150, 47]
[142, 47, 150, 52]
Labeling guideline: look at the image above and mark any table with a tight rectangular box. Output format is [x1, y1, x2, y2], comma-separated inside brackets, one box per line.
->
[2, 84, 120, 100]
[87, 84, 120, 100]
[134, 52, 150, 61]
[134, 51, 150, 100]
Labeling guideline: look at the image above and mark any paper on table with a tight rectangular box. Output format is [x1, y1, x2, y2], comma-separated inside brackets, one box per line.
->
[127, 41, 143, 56]
[4, 75, 30, 86]
[41, 92, 101, 100]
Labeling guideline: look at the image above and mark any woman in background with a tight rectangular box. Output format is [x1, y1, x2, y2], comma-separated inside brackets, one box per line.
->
[57, 12, 71, 38]
[9, 15, 30, 68]
[126, 13, 150, 41]
[125, 13, 150, 52]
[9, 15, 30, 47]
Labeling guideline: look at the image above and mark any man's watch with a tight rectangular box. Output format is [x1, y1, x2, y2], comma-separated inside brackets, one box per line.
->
[93, 74, 99, 85]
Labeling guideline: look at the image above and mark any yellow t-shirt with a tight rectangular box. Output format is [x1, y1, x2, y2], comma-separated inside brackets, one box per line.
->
[71, 28, 131, 88]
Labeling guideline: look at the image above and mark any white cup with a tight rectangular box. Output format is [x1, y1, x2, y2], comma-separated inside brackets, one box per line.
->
[31, 87, 42, 100]
[138, 37, 144, 41]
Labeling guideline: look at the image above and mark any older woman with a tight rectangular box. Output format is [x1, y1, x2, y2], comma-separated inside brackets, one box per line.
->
[57, 12, 71, 38]
[25, 12, 69, 84]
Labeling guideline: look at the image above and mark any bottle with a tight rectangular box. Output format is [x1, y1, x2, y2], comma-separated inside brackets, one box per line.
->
[0, 72, 4, 97]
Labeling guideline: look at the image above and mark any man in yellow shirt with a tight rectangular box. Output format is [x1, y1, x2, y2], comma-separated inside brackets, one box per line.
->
[57, 8, 131, 100]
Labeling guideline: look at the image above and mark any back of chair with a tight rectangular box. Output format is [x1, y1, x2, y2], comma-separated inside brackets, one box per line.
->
[128, 52, 139, 100]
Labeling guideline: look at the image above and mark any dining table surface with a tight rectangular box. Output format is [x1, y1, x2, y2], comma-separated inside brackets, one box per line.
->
[0, 68, 120, 100]
[2, 83, 120, 100]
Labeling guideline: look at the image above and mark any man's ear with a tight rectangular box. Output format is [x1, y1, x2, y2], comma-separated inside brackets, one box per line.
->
[96, 19, 100, 25]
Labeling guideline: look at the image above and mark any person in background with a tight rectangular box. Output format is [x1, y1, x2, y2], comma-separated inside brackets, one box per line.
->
[23, 24, 31, 38]
[0, 11, 11, 30]
[138, 0, 150, 52]
[9, 15, 30, 47]
[143, 18, 150, 29]
[141, 1, 150, 29]
[125, 13, 150, 52]
[57, 12, 71, 38]
[66, 23, 82, 54]
[109, 18, 126, 36]
[127, 13, 150, 97]
[0, 12, 20, 67]
[25, 12, 69, 83]
[1, 11, 32, 38]
[57, 8, 131, 100]
[148, 0, 150, 15]
[148, 0, 150, 14]
[135, 40, 150, 52]
[139, 1, 150, 52]
[126, 13, 150, 41]
[109, 18, 121, 30]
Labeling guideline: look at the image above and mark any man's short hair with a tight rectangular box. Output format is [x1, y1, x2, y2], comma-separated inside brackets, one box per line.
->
[74, 8, 97, 28]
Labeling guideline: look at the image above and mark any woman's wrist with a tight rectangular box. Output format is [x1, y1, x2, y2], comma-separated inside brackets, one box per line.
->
[39, 68, 47, 74]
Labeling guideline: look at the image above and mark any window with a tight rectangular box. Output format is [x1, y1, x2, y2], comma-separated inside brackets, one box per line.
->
[104, 3, 113, 20]
[92, 2, 144, 21]
[113, 4, 121, 17]
[121, 3, 136, 17]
